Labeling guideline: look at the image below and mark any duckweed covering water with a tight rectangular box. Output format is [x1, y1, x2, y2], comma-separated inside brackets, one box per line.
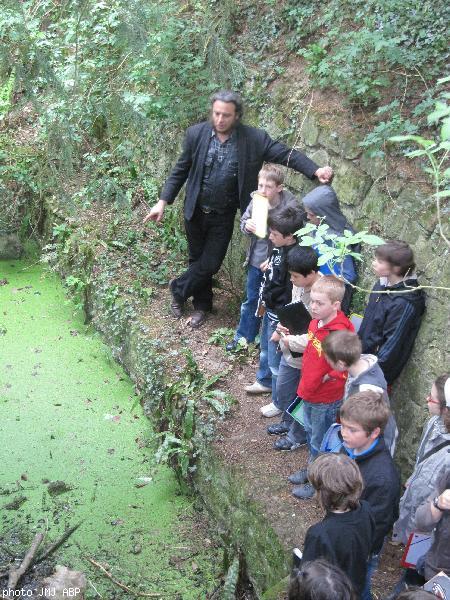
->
[0, 261, 219, 598]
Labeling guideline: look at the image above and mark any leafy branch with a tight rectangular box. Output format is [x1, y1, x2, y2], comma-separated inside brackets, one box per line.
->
[390, 76, 450, 248]
[296, 222, 450, 294]
[296, 222, 384, 273]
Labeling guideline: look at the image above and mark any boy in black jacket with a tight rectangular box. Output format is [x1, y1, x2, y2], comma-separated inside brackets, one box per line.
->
[302, 453, 375, 597]
[358, 240, 425, 386]
[340, 391, 401, 600]
[245, 205, 305, 410]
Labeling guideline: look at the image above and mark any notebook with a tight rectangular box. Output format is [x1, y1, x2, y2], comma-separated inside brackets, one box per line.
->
[276, 301, 311, 335]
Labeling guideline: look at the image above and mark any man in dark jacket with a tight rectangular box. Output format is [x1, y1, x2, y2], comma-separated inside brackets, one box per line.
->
[143, 90, 333, 328]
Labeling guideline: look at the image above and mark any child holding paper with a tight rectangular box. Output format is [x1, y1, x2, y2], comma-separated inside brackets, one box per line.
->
[227, 164, 300, 358]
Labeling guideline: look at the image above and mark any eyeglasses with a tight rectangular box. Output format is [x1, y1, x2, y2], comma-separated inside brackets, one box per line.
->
[426, 394, 440, 406]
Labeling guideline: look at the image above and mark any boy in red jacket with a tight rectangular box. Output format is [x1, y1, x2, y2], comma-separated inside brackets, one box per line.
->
[289, 275, 354, 499]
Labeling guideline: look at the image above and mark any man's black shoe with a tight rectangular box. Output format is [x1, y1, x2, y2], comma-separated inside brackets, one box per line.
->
[190, 310, 207, 329]
[169, 279, 184, 319]
[226, 340, 238, 352]
[267, 423, 290, 436]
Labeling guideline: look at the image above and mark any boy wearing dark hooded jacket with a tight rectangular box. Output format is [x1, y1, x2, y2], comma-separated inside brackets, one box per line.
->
[358, 240, 425, 386]
[302, 185, 358, 313]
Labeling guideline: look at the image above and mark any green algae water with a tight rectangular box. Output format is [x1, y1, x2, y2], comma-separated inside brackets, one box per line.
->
[0, 261, 218, 598]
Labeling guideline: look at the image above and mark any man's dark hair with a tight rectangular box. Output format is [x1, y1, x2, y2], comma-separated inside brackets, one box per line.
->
[288, 559, 357, 600]
[210, 90, 243, 118]
[375, 239, 415, 277]
[287, 245, 319, 276]
[268, 205, 305, 237]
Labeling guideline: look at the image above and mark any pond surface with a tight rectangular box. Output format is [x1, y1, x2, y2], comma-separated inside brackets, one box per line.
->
[0, 261, 218, 598]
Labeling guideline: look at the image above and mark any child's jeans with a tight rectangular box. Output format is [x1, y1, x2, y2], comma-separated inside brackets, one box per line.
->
[361, 551, 380, 600]
[233, 265, 264, 343]
[256, 314, 281, 402]
[302, 399, 341, 458]
[255, 313, 272, 390]
[275, 356, 307, 445]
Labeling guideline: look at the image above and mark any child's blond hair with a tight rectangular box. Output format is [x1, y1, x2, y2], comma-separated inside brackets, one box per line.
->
[311, 275, 345, 303]
[258, 163, 285, 186]
[340, 391, 390, 434]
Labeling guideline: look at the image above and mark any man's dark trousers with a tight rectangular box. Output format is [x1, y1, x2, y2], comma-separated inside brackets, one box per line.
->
[171, 206, 236, 311]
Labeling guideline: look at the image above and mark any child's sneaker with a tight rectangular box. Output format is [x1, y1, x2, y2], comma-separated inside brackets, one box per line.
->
[260, 402, 282, 417]
[292, 547, 303, 569]
[292, 482, 315, 499]
[245, 381, 272, 394]
[288, 467, 308, 485]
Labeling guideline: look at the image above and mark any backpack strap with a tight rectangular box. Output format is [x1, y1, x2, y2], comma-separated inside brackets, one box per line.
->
[417, 440, 450, 465]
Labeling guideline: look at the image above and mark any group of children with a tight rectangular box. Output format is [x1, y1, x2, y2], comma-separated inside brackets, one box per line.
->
[224, 164, 449, 598]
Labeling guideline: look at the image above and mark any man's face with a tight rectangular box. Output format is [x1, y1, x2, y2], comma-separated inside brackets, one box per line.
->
[211, 101, 239, 135]
[341, 418, 379, 454]
[309, 290, 340, 323]
[258, 176, 283, 204]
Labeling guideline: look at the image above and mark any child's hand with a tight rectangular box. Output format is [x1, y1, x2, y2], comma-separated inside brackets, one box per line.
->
[244, 219, 257, 234]
[437, 489, 450, 510]
[276, 324, 290, 336]
[260, 259, 269, 272]
[270, 331, 281, 343]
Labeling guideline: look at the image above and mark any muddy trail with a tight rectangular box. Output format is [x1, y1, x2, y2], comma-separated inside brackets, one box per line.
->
[0, 261, 220, 599]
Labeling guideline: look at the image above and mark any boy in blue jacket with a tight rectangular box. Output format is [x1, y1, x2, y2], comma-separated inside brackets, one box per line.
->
[358, 240, 425, 386]
[339, 391, 401, 600]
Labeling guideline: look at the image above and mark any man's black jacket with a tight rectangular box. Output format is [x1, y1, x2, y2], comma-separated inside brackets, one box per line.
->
[160, 121, 319, 220]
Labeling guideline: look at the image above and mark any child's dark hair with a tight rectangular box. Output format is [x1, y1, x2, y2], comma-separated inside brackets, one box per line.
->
[288, 559, 357, 600]
[287, 245, 319, 276]
[434, 373, 450, 432]
[307, 453, 363, 511]
[375, 240, 415, 277]
[322, 331, 362, 366]
[268, 205, 305, 237]
[340, 391, 390, 434]
[396, 590, 436, 600]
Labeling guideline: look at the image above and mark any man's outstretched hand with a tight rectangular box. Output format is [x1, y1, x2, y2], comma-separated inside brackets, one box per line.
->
[143, 199, 167, 224]
[314, 166, 334, 184]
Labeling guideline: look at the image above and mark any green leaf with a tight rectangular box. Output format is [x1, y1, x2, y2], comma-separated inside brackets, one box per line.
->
[359, 234, 385, 245]
[298, 235, 316, 246]
[441, 119, 450, 142]
[317, 254, 331, 266]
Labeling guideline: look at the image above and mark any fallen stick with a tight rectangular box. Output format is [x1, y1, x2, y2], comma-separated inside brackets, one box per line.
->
[7, 532, 44, 590]
[35, 522, 82, 564]
[85, 557, 162, 598]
